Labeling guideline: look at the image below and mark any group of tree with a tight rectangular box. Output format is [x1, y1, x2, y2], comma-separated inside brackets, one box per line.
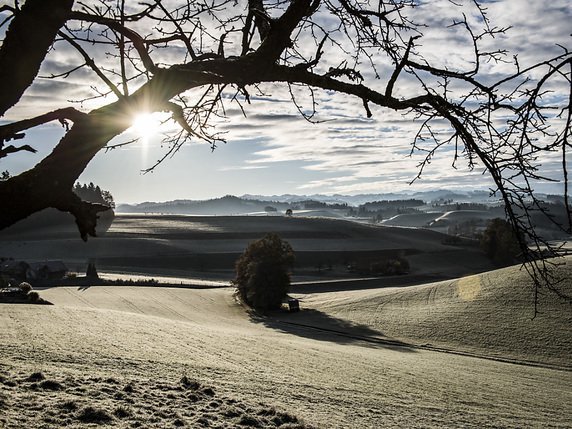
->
[348, 256, 410, 276]
[480, 218, 522, 267]
[448, 219, 481, 238]
[73, 182, 115, 209]
[362, 199, 425, 212]
[347, 199, 424, 220]
[0, 0, 570, 308]
[291, 200, 349, 210]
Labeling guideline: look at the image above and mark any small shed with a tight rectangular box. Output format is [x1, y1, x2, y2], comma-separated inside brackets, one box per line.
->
[288, 298, 300, 312]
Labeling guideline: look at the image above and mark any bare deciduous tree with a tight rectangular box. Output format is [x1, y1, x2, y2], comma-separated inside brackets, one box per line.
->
[0, 0, 570, 309]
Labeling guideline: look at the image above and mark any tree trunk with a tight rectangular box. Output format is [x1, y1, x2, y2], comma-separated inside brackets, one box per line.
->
[0, 0, 74, 117]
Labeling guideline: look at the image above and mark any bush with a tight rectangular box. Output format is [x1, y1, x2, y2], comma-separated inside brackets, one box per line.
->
[370, 257, 410, 275]
[19, 282, 33, 292]
[233, 233, 295, 311]
[27, 291, 40, 303]
[480, 218, 522, 266]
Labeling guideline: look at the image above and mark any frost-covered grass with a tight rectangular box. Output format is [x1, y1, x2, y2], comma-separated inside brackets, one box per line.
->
[0, 368, 312, 428]
[1, 261, 571, 428]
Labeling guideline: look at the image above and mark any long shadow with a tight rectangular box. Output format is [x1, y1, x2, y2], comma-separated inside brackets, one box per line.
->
[291, 273, 453, 294]
[249, 307, 416, 353]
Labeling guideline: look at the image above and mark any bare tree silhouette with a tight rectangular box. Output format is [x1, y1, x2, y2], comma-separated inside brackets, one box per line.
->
[0, 0, 570, 309]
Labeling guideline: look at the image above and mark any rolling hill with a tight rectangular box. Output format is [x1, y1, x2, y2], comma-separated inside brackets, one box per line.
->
[1, 258, 570, 428]
[292, 258, 572, 369]
[0, 214, 493, 280]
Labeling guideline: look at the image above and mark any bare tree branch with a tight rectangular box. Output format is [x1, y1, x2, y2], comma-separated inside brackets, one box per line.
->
[0, 0, 570, 308]
[0, 0, 74, 116]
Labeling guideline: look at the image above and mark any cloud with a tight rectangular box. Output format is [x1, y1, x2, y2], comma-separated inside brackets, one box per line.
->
[219, 165, 268, 172]
[216, 1, 570, 195]
[2, 0, 570, 201]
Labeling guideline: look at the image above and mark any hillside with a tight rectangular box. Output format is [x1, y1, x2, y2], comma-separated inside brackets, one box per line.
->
[117, 190, 501, 214]
[117, 195, 291, 215]
[0, 214, 493, 280]
[1, 263, 570, 428]
[293, 258, 572, 369]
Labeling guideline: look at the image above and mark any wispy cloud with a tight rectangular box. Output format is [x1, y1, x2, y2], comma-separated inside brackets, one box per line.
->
[2, 0, 570, 202]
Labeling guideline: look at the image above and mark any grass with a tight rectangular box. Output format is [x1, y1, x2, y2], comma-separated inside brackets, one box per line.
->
[0, 368, 314, 428]
[1, 252, 570, 428]
[25, 372, 44, 382]
[38, 379, 63, 390]
[76, 406, 114, 424]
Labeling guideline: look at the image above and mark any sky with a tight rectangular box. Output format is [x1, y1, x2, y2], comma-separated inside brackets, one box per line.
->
[1, 0, 571, 204]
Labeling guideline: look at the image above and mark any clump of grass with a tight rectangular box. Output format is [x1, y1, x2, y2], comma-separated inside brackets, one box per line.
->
[223, 407, 243, 418]
[58, 400, 78, 411]
[1, 378, 16, 387]
[195, 416, 211, 426]
[208, 400, 221, 409]
[238, 414, 262, 427]
[39, 379, 63, 390]
[272, 411, 300, 426]
[26, 372, 45, 382]
[180, 375, 201, 391]
[257, 406, 277, 417]
[76, 406, 113, 424]
[113, 405, 132, 418]
[201, 387, 215, 397]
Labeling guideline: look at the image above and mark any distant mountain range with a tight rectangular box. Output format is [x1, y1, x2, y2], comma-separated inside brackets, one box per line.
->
[117, 190, 504, 215]
[117, 195, 291, 215]
[240, 190, 496, 206]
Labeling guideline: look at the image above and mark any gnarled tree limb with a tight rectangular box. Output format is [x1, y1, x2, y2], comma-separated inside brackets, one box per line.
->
[0, 0, 74, 116]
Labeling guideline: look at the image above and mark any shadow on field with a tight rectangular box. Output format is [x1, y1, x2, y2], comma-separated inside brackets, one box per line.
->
[250, 309, 416, 352]
[291, 274, 446, 294]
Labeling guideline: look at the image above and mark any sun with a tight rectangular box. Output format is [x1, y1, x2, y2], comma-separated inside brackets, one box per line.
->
[131, 112, 160, 140]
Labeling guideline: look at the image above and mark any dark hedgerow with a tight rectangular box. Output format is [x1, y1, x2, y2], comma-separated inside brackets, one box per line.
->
[233, 233, 295, 311]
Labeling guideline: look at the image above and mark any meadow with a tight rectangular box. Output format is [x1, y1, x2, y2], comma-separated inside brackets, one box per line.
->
[1, 214, 570, 428]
